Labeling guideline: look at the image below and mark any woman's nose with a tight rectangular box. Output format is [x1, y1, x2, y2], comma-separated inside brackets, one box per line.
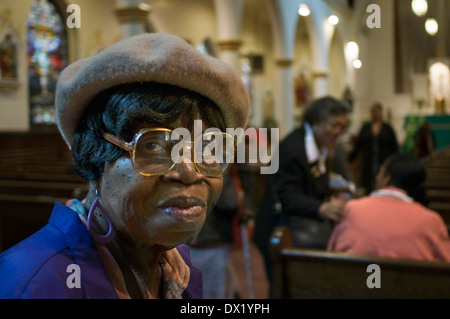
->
[162, 158, 205, 185]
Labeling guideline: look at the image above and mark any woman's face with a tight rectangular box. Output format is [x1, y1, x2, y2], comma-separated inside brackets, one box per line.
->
[370, 105, 383, 122]
[314, 114, 348, 149]
[98, 118, 223, 250]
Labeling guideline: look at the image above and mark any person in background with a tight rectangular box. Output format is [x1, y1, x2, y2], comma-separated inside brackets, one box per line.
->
[414, 121, 436, 158]
[189, 162, 256, 299]
[0, 33, 250, 299]
[328, 153, 450, 262]
[348, 102, 399, 195]
[254, 96, 351, 285]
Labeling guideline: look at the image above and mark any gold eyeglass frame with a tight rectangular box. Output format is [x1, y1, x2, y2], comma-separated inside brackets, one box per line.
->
[102, 128, 235, 178]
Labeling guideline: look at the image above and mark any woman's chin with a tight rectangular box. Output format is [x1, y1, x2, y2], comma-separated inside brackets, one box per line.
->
[152, 227, 203, 249]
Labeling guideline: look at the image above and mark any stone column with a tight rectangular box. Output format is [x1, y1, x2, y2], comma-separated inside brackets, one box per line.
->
[216, 39, 242, 73]
[275, 58, 295, 138]
[311, 70, 329, 98]
[304, 0, 334, 98]
[213, 0, 246, 127]
[213, 0, 244, 72]
[114, 0, 151, 38]
[265, 0, 299, 137]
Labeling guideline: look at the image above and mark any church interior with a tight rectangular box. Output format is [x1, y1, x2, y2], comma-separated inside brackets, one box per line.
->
[0, 0, 449, 299]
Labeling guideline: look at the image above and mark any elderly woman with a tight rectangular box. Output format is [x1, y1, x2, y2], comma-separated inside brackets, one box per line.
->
[0, 33, 249, 299]
[254, 96, 351, 286]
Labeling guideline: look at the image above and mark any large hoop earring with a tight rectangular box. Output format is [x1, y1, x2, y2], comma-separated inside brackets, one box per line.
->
[87, 192, 115, 244]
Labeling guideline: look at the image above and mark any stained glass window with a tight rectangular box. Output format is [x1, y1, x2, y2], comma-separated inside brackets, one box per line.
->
[27, 0, 68, 126]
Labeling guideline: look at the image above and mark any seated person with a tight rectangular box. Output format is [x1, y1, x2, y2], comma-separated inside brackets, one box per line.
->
[327, 153, 450, 262]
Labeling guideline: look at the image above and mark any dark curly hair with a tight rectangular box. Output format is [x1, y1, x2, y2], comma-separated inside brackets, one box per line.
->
[302, 96, 350, 126]
[382, 153, 429, 206]
[71, 82, 226, 181]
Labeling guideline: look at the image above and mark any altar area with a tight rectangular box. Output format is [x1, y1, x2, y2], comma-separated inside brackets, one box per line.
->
[404, 114, 450, 153]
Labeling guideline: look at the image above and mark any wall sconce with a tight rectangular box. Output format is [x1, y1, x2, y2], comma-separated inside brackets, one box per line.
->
[411, 0, 428, 17]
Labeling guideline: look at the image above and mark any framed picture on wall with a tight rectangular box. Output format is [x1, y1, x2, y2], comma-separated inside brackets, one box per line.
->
[0, 8, 20, 93]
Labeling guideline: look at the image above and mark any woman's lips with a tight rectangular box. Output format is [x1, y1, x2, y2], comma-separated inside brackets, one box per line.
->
[157, 197, 206, 221]
[162, 206, 204, 220]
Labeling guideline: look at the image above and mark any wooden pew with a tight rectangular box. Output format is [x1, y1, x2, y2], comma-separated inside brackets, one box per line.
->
[0, 144, 88, 252]
[423, 147, 450, 225]
[0, 194, 69, 252]
[0, 150, 84, 184]
[0, 167, 84, 183]
[270, 226, 450, 299]
[0, 179, 88, 199]
[0, 148, 57, 163]
[0, 179, 89, 252]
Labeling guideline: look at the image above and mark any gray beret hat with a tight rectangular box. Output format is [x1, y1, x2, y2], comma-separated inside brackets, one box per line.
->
[55, 32, 250, 148]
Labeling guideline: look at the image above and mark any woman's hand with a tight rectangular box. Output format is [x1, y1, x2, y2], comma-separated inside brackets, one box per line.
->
[318, 194, 348, 223]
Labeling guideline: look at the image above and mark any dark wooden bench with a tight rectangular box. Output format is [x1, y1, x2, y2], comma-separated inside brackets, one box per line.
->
[0, 152, 57, 164]
[0, 193, 69, 252]
[423, 149, 450, 225]
[0, 145, 88, 252]
[0, 145, 84, 183]
[422, 147, 450, 168]
[270, 226, 450, 299]
[0, 179, 88, 199]
[0, 179, 89, 252]
[0, 167, 84, 183]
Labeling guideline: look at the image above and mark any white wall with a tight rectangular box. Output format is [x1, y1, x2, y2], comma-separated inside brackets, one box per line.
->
[149, 0, 216, 48]
[0, 0, 35, 132]
[351, 0, 411, 144]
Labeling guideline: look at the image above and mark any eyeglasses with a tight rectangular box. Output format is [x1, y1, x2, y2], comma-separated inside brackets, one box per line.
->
[102, 128, 235, 178]
[326, 118, 349, 133]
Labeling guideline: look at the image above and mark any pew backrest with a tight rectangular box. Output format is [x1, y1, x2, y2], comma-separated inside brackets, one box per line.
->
[270, 226, 450, 299]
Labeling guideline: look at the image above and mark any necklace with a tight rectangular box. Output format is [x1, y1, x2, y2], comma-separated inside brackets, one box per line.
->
[129, 258, 179, 299]
[159, 258, 179, 299]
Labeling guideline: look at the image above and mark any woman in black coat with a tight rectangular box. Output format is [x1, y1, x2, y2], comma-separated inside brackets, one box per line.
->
[348, 102, 399, 195]
[254, 97, 351, 284]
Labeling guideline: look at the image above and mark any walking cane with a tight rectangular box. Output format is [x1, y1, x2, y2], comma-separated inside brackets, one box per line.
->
[231, 163, 255, 299]
[240, 223, 255, 299]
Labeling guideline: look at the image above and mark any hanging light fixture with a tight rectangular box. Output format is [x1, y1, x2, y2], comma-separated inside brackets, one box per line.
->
[298, 4, 310, 17]
[345, 41, 359, 61]
[425, 18, 438, 36]
[411, 0, 428, 17]
[328, 15, 339, 25]
[352, 59, 362, 69]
